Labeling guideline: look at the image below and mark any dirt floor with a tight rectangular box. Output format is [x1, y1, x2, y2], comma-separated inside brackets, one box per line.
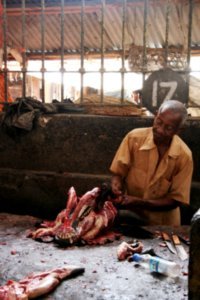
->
[0, 213, 190, 300]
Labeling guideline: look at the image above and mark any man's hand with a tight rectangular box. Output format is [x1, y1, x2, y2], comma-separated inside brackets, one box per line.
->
[111, 175, 123, 195]
[110, 175, 125, 205]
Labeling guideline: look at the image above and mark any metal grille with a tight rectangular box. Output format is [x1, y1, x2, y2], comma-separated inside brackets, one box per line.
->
[0, 0, 200, 112]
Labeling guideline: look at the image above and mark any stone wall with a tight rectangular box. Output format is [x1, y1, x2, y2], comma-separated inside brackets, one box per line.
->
[0, 113, 199, 219]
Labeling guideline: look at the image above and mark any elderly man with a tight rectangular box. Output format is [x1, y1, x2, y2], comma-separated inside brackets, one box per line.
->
[110, 100, 193, 226]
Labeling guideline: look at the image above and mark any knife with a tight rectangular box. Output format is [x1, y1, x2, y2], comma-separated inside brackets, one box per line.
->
[178, 234, 190, 246]
[172, 234, 188, 261]
[162, 232, 177, 254]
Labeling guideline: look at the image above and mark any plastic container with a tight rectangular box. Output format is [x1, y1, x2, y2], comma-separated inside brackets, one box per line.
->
[131, 253, 181, 277]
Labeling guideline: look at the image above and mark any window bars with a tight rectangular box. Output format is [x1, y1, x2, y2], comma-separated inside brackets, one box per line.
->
[0, 0, 198, 109]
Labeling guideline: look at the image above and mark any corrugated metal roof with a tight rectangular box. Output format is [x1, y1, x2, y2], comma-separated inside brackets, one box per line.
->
[2, 0, 200, 57]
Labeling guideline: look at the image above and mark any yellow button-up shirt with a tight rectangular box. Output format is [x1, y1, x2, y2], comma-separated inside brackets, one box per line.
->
[110, 127, 193, 225]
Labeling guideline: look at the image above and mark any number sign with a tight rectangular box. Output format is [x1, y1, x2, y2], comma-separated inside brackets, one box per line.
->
[142, 68, 187, 113]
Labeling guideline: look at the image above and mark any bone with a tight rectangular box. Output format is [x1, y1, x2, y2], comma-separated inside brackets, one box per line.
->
[117, 241, 143, 261]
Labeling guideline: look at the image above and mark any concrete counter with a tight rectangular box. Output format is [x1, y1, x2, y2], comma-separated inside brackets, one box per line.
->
[0, 213, 190, 300]
[189, 209, 200, 300]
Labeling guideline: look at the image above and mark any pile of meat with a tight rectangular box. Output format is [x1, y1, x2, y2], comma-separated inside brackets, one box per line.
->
[28, 185, 120, 246]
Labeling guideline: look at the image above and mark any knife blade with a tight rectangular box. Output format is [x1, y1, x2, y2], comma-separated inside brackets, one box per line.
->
[162, 232, 177, 254]
[172, 234, 188, 261]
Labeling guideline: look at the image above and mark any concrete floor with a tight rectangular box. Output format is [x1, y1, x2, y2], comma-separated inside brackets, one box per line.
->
[0, 213, 189, 300]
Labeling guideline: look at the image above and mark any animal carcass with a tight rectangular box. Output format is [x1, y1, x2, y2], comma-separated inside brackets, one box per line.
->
[0, 266, 84, 300]
[28, 185, 120, 246]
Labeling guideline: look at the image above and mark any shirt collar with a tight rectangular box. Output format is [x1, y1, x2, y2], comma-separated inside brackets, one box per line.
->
[139, 128, 156, 151]
[168, 135, 181, 157]
[139, 127, 181, 157]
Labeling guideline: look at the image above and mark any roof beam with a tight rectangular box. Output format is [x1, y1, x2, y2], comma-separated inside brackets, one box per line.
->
[5, 0, 200, 16]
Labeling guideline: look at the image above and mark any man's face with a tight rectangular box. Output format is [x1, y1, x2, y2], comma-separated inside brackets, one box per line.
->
[153, 109, 182, 145]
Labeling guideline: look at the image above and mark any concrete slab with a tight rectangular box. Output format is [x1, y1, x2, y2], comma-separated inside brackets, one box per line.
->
[0, 213, 189, 300]
[189, 209, 200, 300]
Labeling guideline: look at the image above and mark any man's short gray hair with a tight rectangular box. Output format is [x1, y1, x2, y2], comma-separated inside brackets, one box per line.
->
[158, 100, 188, 126]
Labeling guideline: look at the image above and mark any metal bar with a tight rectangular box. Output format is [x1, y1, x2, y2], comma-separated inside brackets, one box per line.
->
[8, 69, 199, 75]
[0, 0, 3, 47]
[120, 0, 127, 104]
[186, 0, 193, 104]
[20, 47, 200, 60]
[21, 0, 26, 98]
[17, 70, 147, 74]
[40, 0, 45, 103]
[60, 0, 65, 102]
[80, 0, 85, 104]
[164, 0, 170, 67]
[2, 0, 8, 103]
[187, 0, 193, 67]
[6, 5, 101, 16]
[100, 0, 105, 104]
[142, 0, 148, 70]
[6, 1, 191, 17]
[142, 0, 148, 106]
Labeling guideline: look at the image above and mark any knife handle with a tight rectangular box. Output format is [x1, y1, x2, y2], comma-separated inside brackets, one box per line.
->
[162, 232, 170, 241]
[172, 234, 181, 245]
